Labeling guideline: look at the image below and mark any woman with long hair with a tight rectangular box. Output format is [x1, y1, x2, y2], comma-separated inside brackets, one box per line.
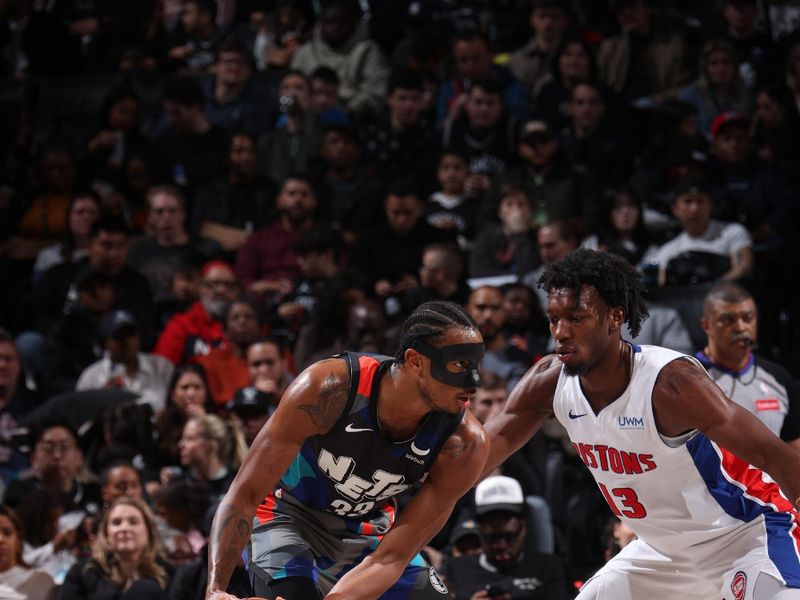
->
[0, 505, 56, 600]
[59, 497, 170, 600]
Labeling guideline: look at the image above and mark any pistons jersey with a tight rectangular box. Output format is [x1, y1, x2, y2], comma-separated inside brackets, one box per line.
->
[554, 344, 800, 563]
[275, 352, 464, 521]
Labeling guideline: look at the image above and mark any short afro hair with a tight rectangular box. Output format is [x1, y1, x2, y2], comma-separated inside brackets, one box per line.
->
[538, 248, 649, 337]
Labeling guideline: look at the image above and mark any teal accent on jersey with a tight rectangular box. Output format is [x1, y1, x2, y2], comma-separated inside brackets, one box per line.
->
[282, 451, 316, 488]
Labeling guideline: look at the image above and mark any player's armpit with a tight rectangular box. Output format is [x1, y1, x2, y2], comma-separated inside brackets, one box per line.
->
[481, 354, 559, 477]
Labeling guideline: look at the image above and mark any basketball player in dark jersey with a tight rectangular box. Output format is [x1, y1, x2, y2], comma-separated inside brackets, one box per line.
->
[207, 301, 490, 600]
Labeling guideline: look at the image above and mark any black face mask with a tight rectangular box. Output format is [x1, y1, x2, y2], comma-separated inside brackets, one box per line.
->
[411, 339, 484, 389]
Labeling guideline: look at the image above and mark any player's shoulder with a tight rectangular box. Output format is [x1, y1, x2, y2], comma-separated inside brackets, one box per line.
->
[516, 354, 561, 394]
[439, 411, 489, 466]
[279, 356, 352, 432]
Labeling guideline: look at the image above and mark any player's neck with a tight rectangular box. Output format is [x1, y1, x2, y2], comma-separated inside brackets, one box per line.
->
[376, 364, 430, 441]
[580, 340, 632, 411]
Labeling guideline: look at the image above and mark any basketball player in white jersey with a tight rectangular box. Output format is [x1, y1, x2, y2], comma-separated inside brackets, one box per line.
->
[482, 248, 800, 600]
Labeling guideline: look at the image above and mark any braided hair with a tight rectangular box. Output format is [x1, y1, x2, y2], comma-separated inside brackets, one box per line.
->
[538, 248, 649, 337]
[395, 301, 478, 363]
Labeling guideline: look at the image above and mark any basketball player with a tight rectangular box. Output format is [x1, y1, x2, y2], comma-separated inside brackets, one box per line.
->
[207, 301, 489, 600]
[482, 249, 800, 599]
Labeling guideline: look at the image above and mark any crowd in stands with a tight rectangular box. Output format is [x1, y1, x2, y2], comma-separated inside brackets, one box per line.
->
[1, 0, 800, 597]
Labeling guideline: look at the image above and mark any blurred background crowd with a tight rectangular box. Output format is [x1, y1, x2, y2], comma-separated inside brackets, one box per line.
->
[0, 0, 799, 598]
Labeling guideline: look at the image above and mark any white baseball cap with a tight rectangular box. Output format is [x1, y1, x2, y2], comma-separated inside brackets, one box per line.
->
[474, 475, 524, 515]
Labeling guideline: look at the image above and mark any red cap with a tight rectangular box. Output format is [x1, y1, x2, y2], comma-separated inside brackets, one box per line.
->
[710, 111, 748, 140]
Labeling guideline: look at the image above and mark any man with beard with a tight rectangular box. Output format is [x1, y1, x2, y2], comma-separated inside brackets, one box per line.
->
[442, 475, 569, 599]
[236, 176, 317, 305]
[482, 249, 800, 599]
[697, 283, 800, 449]
[467, 286, 533, 392]
[155, 260, 240, 364]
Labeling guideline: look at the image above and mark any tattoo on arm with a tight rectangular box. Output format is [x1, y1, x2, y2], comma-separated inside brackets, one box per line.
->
[208, 502, 253, 590]
[298, 373, 347, 429]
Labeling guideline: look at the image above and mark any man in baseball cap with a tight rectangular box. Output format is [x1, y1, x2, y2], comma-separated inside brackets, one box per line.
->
[226, 385, 275, 445]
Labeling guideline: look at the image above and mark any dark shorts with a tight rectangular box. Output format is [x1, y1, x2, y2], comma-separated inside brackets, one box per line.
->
[246, 491, 449, 599]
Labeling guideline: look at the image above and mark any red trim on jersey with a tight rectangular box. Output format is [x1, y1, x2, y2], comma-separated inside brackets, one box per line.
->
[719, 448, 800, 550]
[255, 494, 277, 524]
[357, 356, 381, 398]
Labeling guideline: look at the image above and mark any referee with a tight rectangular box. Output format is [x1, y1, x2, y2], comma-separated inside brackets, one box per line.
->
[697, 282, 800, 448]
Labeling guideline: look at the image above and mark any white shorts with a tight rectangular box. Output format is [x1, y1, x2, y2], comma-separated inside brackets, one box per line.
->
[577, 519, 800, 600]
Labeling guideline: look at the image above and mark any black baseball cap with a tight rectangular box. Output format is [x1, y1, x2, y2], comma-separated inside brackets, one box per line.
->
[227, 386, 272, 414]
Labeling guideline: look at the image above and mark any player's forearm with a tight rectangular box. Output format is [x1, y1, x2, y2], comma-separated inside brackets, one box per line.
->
[324, 554, 407, 600]
[206, 498, 255, 594]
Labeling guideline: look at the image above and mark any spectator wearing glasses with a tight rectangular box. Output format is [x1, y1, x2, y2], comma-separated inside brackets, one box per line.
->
[442, 475, 569, 599]
[154, 261, 240, 365]
[3, 418, 100, 516]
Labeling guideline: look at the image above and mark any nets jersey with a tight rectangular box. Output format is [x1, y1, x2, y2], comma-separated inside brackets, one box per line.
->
[554, 344, 800, 567]
[274, 352, 464, 521]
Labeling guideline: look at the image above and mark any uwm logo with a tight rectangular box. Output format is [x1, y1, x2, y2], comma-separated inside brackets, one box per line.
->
[318, 449, 410, 517]
[618, 416, 645, 429]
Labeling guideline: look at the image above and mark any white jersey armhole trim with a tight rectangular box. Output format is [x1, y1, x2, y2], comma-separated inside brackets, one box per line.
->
[646, 354, 706, 450]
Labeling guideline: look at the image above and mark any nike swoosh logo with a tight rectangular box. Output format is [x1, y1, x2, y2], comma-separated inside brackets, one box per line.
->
[568, 410, 587, 420]
[410, 441, 430, 456]
[345, 423, 373, 433]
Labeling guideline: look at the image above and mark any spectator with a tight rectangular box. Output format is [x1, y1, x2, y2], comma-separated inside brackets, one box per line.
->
[175, 414, 246, 502]
[0, 505, 56, 600]
[534, 35, 598, 131]
[151, 480, 209, 564]
[157, 76, 227, 192]
[597, 0, 690, 100]
[602, 516, 638, 562]
[311, 124, 383, 244]
[679, 38, 751, 138]
[643, 174, 753, 287]
[245, 0, 311, 71]
[351, 178, 455, 311]
[76, 309, 174, 413]
[751, 82, 800, 172]
[193, 132, 276, 256]
[361, 68, 438, 183]
[154, 364, 212, 476]
[196, 299, 262, 406]
[242, 338, 291, 411]
[0, 331, 32, 486]
[402, 243, 470, 315]
[32, 191, 101, 284]
[508, 0, 571, 98]
[257, 70, 322, 185]
[291, 1, 390, 117]
[59, 497, 170, 600]
[469, 181, 539, 281]
[127, 185, 221, 310]
[721, 0, 776, 90]
[85, 85, 149, 189]
[502, 119, 599, 229]
[42, 269, 114, 395]
[442, 475, 569, 599]
[167, 0, 222, 72]
[697, 283, 800, 448]
[6, 142, 77, 261]
[310, 66, 349, 125]
[308, 298, 392, 364]
[154, 260, 239, 365]
[437, 29, 528, 126]
[502, 283, 549, 359]
[99, 461, 144, 508]
[425, 151, 480, 247]
[236, 176, 317, 303]
[226, 386, 274, 448]
[467, 286, 533, 391]
[588, 186, 654, 266]
[276, 226, 352, 365]
[442, 77, 519, 192]
[203, 38, 271, 137]
[558, 81, 630, 184]
[4, 418, 100, 516]
[522, 220, 580, 311]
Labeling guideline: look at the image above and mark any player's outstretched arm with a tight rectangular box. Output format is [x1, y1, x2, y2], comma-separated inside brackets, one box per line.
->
[480, 355, 560, 478]
[653, 358, 800, 506]
[206, 359, 350, 600]
[322, 412, 490, 600]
